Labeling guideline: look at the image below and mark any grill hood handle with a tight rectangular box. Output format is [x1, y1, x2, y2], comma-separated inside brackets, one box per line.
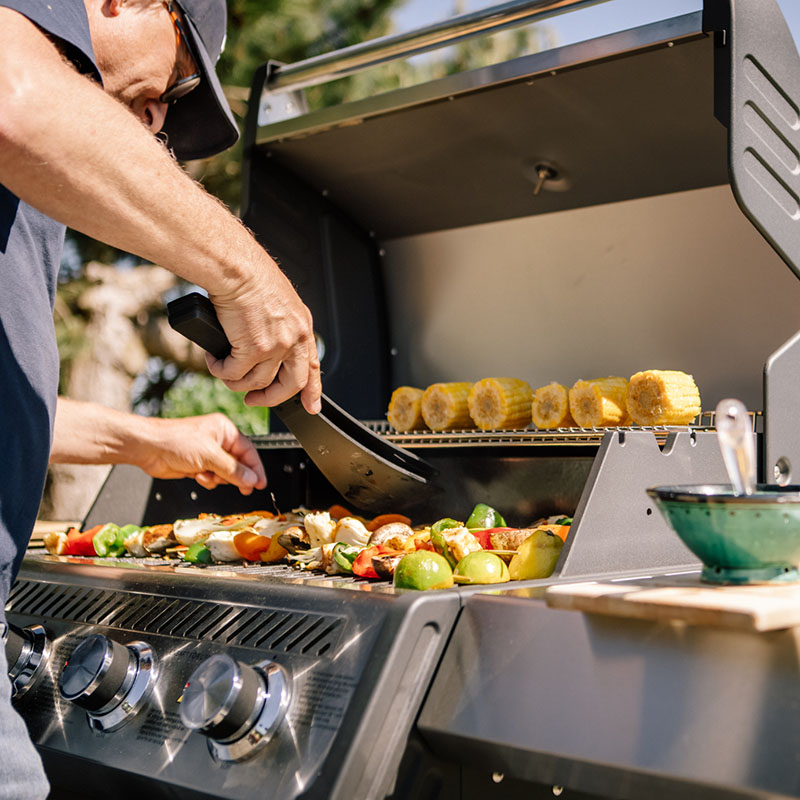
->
[166, 293, 438, 513]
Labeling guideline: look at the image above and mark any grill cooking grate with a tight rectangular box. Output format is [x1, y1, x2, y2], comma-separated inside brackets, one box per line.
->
[5, 580, 343, 657]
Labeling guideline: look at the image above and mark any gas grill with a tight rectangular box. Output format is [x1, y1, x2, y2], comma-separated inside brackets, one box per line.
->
[8, 0, 800, 798]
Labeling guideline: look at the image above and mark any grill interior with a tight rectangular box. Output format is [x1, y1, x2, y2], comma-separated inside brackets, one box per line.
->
[6, 579, 344, 657]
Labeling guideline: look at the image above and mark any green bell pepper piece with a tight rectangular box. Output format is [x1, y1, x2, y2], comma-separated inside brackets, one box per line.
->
[184, 542, 212, 564]
[466, 504, 506, 530]
[430, 518, 461, 569]
[332, 543, 360, 574]
[92, 523, 125, 557]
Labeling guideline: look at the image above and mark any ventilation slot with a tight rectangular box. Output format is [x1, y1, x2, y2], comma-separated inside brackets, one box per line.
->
[6, 580, 344, 657]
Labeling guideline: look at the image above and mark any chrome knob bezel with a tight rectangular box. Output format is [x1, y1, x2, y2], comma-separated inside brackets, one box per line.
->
[207, 660, 291, 763]
[5, 624, 50, 699]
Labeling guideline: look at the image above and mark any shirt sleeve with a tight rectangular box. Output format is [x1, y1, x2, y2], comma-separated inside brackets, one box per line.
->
[0, 0, 100, 83]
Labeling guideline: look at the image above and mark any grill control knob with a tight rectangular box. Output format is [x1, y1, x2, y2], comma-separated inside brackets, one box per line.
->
[59, 634, 156, 731]
[180, 654, 291, 762]
[3, 623, 50, 698]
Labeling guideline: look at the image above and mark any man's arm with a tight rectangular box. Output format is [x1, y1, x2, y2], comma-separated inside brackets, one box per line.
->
[51, 398, 268, 495]
[0, 9, 321, 412]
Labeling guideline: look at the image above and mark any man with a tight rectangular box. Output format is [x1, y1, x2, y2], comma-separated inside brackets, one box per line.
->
[0, 1, 321, 795]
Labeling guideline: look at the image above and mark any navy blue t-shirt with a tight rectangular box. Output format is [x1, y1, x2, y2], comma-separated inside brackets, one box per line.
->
[0, 1, 100, 620]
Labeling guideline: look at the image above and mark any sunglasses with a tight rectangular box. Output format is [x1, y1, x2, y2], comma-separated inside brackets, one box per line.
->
[160, 1, 201, 104]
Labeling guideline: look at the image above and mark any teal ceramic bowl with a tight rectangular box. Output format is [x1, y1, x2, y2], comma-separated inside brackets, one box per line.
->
[647, 484, 800, 584]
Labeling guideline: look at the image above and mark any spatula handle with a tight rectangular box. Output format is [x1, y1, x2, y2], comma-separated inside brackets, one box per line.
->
[167, 293, 232, 361]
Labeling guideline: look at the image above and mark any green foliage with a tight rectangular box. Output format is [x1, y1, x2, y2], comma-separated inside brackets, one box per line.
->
[161, 372, 270, 435]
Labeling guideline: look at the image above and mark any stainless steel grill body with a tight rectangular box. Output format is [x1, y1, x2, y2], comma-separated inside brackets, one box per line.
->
[8, 557, 458, 800]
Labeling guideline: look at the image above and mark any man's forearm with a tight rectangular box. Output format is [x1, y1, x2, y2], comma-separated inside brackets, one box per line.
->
[0, 9, 264, 297]
[50, 398, 151, 466]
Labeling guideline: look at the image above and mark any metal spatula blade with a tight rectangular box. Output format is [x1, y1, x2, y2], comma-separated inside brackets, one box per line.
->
[167, 293, 439, 513]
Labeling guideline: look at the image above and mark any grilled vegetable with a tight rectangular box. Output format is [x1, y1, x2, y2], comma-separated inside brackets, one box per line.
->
[532, 382, 575, 429]
[372, 551, 405, 580]
[142, 524, 176, 554]
[367, 513, 411, 532]
[92, 524, 125, 558]
[353, 545, 392, 578]
[303, 510, 337, 547]
[453, 551, 510, 584]
[183, 542, 212, 564]
[122, 525, 146, 557]
[468, 377, 532, 430]
[626, 370, 701, 425]
[387, 386, 427, 432]
[465, 503, 506, 530]
[332, 542, 360, 574]
[368, 522, 415, 549]
[393, 551, 454, 590]
[421, 382, 475, 431]
[333, 517, 371, 548]
[508, 529, 564, 580]
[276, 526, 311, 554]
[205, 531, 242, 562]
[429, 518, 462, 568]
[568, 377, 630, 428]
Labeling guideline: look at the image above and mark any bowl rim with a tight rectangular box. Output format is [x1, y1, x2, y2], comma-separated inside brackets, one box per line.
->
[647, 484, 800, 504]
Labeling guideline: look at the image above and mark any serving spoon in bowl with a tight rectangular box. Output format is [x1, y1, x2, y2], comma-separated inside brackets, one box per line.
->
[715, 398, 756, 495]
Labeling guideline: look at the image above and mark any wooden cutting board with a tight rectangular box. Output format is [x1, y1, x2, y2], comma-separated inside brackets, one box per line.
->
[545, 574, 800, 631]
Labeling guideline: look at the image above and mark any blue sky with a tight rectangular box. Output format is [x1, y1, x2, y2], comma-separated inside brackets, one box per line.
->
[393, 0, 800, 54]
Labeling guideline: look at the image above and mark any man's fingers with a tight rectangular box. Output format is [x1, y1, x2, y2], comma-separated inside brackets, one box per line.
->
[300, 357, 323, 415]
[226, 429, 267, 490]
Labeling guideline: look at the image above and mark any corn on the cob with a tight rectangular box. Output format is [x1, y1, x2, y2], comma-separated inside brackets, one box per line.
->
[467, 377, 532, 430]
[531, 382, 575, 429]
[421, 382, 475, 431]
[568, 377, 630, 427]
[626, 370, 701, 425]
[387, 386, 427, 432]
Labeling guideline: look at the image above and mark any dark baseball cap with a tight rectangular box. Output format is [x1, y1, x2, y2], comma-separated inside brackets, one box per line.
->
[160, 0, 239, 160]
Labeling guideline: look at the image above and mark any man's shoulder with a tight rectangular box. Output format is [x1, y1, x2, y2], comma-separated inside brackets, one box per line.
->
[0, 0, 99, 81]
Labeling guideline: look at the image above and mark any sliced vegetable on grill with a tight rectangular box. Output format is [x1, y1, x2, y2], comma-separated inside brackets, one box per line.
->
[367, 513, 412, 531]
[508, 529, 564, 580]
[352, 545, 393, 578]
[468, 377, 532, 430]
[387, 386, 427, 432]
[368, 522, 415, 549]
[393, 551, 454, 590]
[465, 503, 507, 530]
[183, 541, 213, 564]
[372, 551, 406, 580]
[569, 377, 630, 428]
[429, 518, 462, 568]
[421, 382, 475, 431]
[332, 542, 360, 574]
[92, 523, 126, 558]
[626, 369, 701, 426]
[121, 525, 146, 557]
[303, 510, 337, 547]
[141, 524, 176, 554]
[205, 531, 242, 562]
[532, 382, 575, 429]
[333, 517, 371, 548]
[453, 551, 510, 584]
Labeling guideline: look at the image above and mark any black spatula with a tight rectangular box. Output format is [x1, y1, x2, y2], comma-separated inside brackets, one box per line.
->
[167, 293, 438, 513]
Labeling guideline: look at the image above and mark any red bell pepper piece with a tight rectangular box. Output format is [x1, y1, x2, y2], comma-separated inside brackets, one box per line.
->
[352, 545, 391, 579]
[472, 527, 515, 550]
[64, 525, 103, 556]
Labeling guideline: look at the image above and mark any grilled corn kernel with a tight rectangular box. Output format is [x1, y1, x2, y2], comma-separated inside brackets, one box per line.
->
[468, 377, 532, 430]
[569, 377, 630, 427]
[626, 370, 701, 425]
[421, 382, 475, 431]
[532, 382, 575, 429]
[387, 386, 427, 432]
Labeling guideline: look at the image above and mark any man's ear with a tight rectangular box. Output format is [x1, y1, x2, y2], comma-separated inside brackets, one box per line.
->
[104, 0, 126, 17]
